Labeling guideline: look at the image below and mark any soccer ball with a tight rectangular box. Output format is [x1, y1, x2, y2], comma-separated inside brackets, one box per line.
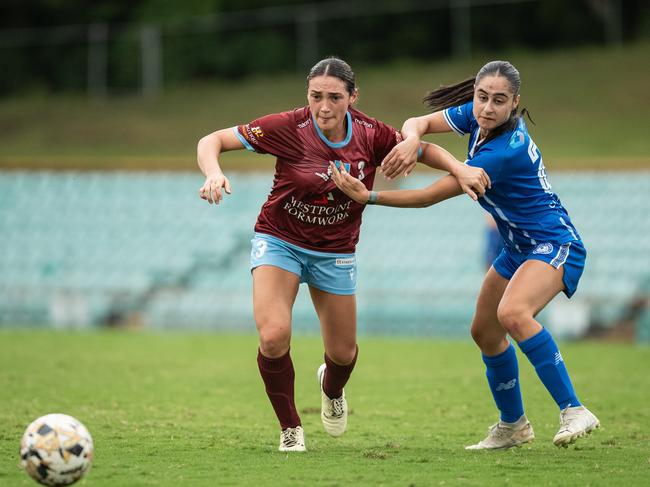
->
[20, 414, 93, 486]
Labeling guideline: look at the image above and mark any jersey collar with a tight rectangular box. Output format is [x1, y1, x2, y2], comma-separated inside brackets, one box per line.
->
[311, 111, 353, 149]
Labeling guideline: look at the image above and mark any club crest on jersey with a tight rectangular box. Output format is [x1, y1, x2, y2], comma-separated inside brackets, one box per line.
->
[334, 160, 351, 172]
[509, 130, 525, 149]
[532, 243, 554, 255]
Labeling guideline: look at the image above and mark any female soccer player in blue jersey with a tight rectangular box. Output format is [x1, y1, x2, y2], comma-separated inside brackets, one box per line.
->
[196, 57, 489, 452]
[330, 60, 600, 450]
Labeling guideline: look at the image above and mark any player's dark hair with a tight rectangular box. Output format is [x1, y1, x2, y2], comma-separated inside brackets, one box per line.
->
[307, 57, 357, 96]
[423, 77, 475, 113]
[424, 60, 533, 141]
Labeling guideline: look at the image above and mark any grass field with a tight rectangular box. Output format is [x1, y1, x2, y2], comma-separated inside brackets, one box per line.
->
[1, 330, 648, 486]
[0, 42, 649, 171]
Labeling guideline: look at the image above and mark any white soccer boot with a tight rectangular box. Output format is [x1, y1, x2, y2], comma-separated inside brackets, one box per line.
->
[317, 363, 348, 437]
[465, 415, 534, 450]
[553, 405, 600, 447]
[278, 426, 306, 452]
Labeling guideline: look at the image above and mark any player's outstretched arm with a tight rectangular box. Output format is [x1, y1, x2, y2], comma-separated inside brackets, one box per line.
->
[330, 162, 464, 208]
[419, 142, 491, 201]
[197, 127, 244, 205]
[380, 112, 453, 180]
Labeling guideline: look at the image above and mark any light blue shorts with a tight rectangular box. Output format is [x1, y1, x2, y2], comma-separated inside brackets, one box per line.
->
[493, 240, 586, 298]
[250, 233, 357, 295]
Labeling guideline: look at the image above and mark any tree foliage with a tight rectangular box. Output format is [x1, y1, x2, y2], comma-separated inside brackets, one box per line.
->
[0, 0, 647, 94]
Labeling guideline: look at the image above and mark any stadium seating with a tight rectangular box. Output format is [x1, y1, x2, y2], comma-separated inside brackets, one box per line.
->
[1, 170, 648, 340]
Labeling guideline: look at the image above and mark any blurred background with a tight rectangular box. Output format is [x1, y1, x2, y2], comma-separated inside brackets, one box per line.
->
[1, 0, 648, 341]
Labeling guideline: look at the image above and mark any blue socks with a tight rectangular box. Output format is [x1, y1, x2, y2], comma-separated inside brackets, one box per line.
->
[519, 328, 580, 410]
[483, 344, 524, 423]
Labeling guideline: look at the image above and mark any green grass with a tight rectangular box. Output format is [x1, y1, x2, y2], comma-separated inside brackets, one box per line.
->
[0, 42, 649, 170]
[0, 330, 648, 486]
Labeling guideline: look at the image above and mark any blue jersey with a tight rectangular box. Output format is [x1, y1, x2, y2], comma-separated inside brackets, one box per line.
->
[444, 102, 581, 254]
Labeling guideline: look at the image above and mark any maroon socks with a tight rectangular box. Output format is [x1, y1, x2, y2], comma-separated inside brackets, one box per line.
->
[323, 346, 358, 399]
[257, 346, 359, 427]
[257, 349, 301, 429]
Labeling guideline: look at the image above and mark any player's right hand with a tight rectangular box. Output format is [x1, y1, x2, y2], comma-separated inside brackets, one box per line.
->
[199, 171, 232, 204]
[330, 162, 369, 204]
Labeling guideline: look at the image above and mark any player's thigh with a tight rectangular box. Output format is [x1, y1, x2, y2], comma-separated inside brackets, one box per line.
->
[308, 285, 357, 364]
[471, 266, 510, 354]
[252, 265, 300, 340]
[499, 259, 565, 321]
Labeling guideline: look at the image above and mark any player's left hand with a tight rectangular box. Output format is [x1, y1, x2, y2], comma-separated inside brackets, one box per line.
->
[330, 162, 370, 204]
[453, 164, 491, 201]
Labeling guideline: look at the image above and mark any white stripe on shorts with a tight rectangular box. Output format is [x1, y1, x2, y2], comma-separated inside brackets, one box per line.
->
[550, 242, 571, 268]
[559, 216, 579, 241]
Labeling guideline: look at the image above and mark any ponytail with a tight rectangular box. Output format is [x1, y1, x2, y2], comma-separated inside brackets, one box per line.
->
[423, 77, 475, 112]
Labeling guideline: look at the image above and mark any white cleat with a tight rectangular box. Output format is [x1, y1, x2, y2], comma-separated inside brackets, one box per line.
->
[465, 415, 534, 450]
[279, 426, 306, 452]
[553, 405, 600, 448]
[317, 363, 348, 437]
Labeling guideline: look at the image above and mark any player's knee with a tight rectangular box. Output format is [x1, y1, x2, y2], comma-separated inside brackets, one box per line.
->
[327, 343, 357, 365]
[257, 325, 290, 357]
[470, 322, 488, 347]
[470, 321, 501, 351]
[496, 303, 530, 337]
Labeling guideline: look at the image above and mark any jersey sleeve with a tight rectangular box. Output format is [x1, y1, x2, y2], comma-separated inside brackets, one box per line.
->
[443, 102, 474, 136]
[370, 120, 402, 166]
[234, 110, 301, 158]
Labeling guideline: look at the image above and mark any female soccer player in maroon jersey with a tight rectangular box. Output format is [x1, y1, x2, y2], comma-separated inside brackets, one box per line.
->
[196, 57, 489, 451]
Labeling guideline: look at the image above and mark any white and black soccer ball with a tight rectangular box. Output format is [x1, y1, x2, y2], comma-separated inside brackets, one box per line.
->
[20, 414, 93, 486]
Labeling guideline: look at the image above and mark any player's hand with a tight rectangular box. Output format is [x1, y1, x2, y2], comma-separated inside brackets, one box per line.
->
[199, 170, 232, 204]
[380, 136, 420, 180]
[329, 162, 370, 204]
[453, 164, 491, 201]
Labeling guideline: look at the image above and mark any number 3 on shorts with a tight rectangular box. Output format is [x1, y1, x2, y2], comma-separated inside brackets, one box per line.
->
[253, 239, 268, 259]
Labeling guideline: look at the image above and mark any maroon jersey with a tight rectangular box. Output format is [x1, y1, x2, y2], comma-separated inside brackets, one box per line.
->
[235, 106, 401, 253]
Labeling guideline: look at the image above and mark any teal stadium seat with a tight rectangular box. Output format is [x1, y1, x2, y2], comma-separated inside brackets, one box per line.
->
[1, 171, 648, 339]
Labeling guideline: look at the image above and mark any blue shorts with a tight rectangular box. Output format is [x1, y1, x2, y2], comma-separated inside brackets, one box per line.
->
[250, 233, 357, 295]
[485, 227, 505, 268]
[493, 241, 586, 298]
